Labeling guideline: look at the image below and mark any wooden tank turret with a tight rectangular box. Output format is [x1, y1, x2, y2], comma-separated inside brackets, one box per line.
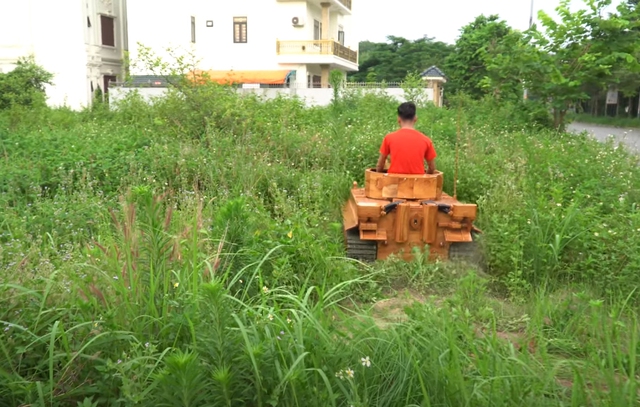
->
[342, 169, 481, 263]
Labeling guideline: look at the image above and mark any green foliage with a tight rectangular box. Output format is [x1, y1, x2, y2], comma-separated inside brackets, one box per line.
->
[400, 71, 429, 107]
[444, 15, 513, 98]
[529, 0, 640, 129]
[329, 69, 344, 104]
[350, 36, 454, 83]
[0, 55, 53, 110]
[484, 0, 640, 130]
[351, 2, 640, 128]
[2, 69, 640, 405]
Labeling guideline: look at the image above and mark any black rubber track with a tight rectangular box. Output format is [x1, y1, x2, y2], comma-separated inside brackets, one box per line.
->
[345, 228, 377, 262]
[345, 227, 483, 267]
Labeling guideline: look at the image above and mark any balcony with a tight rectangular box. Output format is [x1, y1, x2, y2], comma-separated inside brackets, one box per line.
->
[276, 40, 358, 70]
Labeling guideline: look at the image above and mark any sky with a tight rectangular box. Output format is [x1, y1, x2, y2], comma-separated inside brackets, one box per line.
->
[353, 0, 625, 45]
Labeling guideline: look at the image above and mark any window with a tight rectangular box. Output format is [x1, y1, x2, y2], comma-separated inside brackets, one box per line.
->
[314, 20, 322, 40]
[101, 15, 115, 46]
[191, 16, 196, 43]
[338, 30, 345, 45]
[233, 17, 247, 43]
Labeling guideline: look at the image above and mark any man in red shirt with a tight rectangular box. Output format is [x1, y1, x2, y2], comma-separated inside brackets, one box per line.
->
[375, 102, 437, 174]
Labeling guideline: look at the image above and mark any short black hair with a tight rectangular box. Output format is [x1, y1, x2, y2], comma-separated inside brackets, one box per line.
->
[397, 102, 416, 121]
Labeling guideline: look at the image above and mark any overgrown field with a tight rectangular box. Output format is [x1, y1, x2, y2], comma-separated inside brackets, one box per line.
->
[1, 85, 640, 406]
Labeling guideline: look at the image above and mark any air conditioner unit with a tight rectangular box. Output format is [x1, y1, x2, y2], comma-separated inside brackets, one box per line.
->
[292, 16, 305, 27]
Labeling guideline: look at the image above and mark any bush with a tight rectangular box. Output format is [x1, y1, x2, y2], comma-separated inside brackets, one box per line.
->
[0, 55, 53, 110]
[1, 85, 640, 406]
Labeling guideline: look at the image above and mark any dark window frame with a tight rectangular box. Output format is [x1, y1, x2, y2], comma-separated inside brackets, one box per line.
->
[100, 15, 115, 47]
[233, 17, 247, 43]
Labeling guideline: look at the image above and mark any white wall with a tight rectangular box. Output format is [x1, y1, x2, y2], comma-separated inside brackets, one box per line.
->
[339, 14, 356, 50]
[128, 0, 311, 73]
[127, 0, 355, 75]
[0, 0, 86, 108]
[0, 1, 33, 70]
[0, 0, 126, 110]
[109, 86, 435, 108]
[126, 0, 199, 75]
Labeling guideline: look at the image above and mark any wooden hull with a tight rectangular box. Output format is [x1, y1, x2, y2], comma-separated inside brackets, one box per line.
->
[342, 170, 479, 263]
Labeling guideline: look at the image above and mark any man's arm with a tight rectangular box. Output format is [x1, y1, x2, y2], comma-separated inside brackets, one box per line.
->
[376, 153, 388, 172]
[425, 139, 437, 174]
[377, 136, 390, 172]
[426, 159, 436, 174]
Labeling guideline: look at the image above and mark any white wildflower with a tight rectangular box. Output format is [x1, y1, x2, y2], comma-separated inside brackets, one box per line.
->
[345, 368, 354, 378]
[361, 356, 371, 367]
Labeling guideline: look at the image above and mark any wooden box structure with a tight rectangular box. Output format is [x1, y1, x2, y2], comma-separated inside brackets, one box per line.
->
[342, 169, 481, 263]
[364, 168, 443, 200]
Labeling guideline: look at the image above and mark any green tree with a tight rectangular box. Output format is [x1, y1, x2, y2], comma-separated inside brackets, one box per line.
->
[593, 1, 640, 116]
[349, 36, 453, 83]
[484, 0, 640, 129]
[0, 55, 53, 110]
[480, 29, 532, 101]
[524, 0, 640, 129]
[444, 15, 513, 98]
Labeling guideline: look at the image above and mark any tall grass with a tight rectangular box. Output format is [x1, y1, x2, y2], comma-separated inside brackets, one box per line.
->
[1, 86, 640, 405]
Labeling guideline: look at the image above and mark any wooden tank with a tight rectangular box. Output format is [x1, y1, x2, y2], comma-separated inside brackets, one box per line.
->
[342, 169, 481, 263]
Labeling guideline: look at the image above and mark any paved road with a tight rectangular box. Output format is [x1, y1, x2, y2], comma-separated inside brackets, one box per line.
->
[567, 122, 640, 153]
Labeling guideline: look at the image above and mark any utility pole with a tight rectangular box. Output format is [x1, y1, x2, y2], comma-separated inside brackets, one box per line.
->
[529, 0, 534, 28]
[524, 0, 534, 101]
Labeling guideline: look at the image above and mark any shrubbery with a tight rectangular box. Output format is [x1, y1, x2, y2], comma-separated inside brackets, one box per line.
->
[1, 82, 640, 406]
[0, 56, 53, 110]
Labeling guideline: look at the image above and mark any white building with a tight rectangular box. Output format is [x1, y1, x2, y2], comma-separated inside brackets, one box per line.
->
[0, 0, 128, 110]
[126, 0, 358, 89]
[0, 0, 357, 110]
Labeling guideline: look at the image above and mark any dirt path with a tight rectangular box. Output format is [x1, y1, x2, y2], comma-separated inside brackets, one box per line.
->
[567, 122, 640, 153]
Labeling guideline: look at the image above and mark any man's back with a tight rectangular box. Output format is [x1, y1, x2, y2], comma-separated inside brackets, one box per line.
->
[380, 128, 437, 174]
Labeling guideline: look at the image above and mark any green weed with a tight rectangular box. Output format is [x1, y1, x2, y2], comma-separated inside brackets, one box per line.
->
[1, 85, 640, 406]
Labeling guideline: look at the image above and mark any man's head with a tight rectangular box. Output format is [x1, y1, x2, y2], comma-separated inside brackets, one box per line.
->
[397, 102, 417, 126]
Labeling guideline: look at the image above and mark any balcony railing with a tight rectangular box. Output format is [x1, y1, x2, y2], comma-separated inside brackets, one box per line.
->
[337, 0, 351, 10]
[276, 40, 358, 64]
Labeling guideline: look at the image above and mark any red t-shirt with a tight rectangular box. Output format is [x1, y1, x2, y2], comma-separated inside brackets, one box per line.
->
[379, 128, 437, 174]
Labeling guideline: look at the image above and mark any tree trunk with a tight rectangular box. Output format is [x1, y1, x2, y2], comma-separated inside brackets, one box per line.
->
[553, 108, 567, 131]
